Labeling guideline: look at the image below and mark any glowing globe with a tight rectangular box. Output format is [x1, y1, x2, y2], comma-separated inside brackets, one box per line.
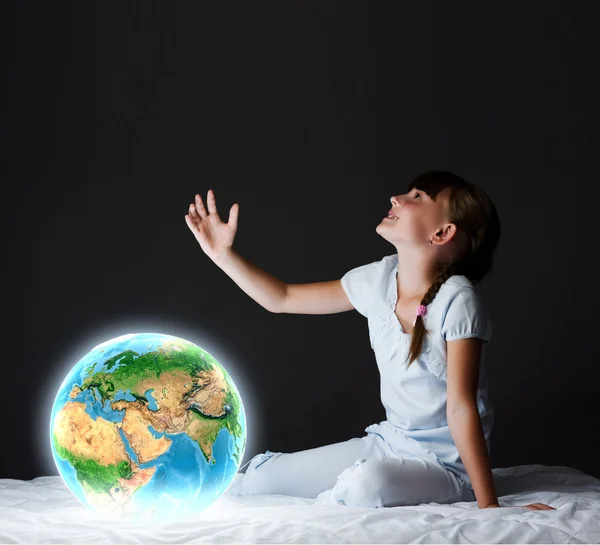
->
[49, 333, 247, 522]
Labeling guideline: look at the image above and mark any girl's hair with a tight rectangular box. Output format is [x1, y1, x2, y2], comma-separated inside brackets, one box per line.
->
[405, 170, 501, 368]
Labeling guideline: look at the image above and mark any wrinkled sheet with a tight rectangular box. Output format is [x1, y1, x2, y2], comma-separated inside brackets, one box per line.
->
[1, 464, 599, 544]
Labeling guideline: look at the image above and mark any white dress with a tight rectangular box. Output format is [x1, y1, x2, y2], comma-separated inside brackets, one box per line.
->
[342, 253, 494, 490]
[226, 253, 494, 506]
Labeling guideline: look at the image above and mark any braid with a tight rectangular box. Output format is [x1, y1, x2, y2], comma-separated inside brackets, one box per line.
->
[405, 262, 457, 368]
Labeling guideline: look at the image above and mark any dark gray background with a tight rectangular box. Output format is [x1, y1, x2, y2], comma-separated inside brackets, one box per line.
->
[5, 1, 597, 481]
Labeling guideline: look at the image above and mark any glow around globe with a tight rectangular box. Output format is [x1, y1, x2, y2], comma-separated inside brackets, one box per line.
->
[49, 332, 247, 522]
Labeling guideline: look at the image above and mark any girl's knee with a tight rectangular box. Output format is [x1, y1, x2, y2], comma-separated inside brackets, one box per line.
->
[326, 457, 462, 509]
[326, 458, 389, 508]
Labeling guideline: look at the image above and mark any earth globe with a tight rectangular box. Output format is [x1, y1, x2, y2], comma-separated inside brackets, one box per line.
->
[49, 332, 247, 522]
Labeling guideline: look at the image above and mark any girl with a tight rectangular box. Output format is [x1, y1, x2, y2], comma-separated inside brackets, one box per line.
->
[184, 171, 555, 511]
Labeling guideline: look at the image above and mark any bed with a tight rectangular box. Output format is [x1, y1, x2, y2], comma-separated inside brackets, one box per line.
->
[1, 464, 598, 543]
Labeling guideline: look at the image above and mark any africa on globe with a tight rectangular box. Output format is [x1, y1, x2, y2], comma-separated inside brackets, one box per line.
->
[49, 332, 247, 522]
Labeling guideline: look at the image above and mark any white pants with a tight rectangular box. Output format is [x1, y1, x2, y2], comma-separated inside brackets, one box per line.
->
[226, 434, 475, 508]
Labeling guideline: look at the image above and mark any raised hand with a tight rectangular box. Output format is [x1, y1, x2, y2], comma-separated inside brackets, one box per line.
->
[185, 189, 239, 263]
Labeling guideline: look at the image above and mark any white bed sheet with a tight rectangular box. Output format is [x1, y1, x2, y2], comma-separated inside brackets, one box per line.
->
[1, 464, 599, 544]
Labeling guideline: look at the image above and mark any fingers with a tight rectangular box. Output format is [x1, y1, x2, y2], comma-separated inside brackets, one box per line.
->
[195, 192, 208, 218]
[188, 202, 198, 221]
[187, 190, 226, 223]
[206, 188, 217, 215]
[186, 191, 211, 223]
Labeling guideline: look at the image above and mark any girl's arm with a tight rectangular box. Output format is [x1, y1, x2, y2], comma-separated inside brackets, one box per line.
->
[446, 337, 499, 509]
[447, 404, 499, 508]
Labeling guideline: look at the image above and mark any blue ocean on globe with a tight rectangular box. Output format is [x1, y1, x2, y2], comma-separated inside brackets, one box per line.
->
[49, 332, 247, 522]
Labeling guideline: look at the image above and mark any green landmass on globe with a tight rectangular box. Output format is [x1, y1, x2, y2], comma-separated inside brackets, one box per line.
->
[50, 333, 247, 521]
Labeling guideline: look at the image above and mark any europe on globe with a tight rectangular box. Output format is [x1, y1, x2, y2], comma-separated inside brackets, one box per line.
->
[49, 332, 247, 522]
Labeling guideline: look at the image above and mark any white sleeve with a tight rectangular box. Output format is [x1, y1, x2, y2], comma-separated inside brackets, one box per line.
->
[441, 287, 493, 343]
[340, 260, 382, 318]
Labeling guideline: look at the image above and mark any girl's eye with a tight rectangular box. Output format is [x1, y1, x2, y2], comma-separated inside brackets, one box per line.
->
[414, 192, 420, 199]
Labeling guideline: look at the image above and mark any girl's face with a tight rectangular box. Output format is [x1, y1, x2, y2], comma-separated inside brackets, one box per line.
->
[377, 187, 449, 246]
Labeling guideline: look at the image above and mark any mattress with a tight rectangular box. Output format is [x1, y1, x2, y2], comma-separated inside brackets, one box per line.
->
[1, 464, 598, 543]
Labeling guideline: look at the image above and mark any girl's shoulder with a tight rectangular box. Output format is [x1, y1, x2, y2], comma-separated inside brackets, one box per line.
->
[437, 275, 482, 311]
[441, 274, 476, 292]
